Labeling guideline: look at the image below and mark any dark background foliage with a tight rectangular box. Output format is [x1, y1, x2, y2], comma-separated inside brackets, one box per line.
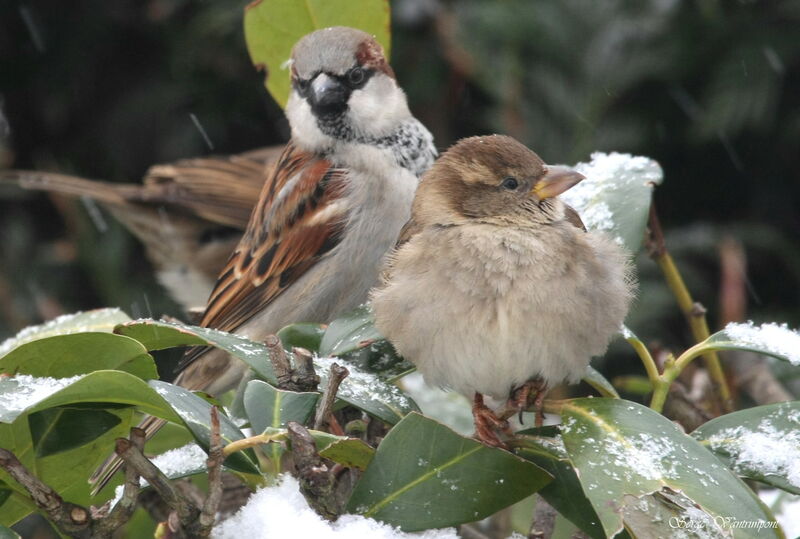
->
[1, 0, 798, 364]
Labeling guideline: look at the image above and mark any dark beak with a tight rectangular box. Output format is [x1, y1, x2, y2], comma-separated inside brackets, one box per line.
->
[308, 73, 348, 117]
[532, 165, 585, 199]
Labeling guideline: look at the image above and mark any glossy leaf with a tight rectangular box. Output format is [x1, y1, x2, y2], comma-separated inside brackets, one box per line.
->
[315, 356, 417, 425]
[0, 523, 21, 539]
[0, 309, 132, 360]
[29, 406, 123, 458]
[0, 332, 156, 380]
[0, 371, 180, 425]
[583, 365, 620, 398]
[243, 379, 318, 475]
[513, 428, 606, 539]
[319, 305, 383, 357]
[244, 0, 391, 107]
[347, 412, 551, 531]
[561, 398, 780, 538]
[318, 438, 374, 470]
[693, 322, 800, 365]
[562, 153, 663, 253]
[243, 380, 318, 434]
[693, 401, 800, 495]
[148, 380, 259, 475]
[276, 322, 326, 352]
[116, 319, 275, 382]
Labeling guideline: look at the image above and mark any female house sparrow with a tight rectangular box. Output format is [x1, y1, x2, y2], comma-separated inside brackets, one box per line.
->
[371, 135, 634, 446]
[91, 26, 436, 490]
[2, 145, 282, 309]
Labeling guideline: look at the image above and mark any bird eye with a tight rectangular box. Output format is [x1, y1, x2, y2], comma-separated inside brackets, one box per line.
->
[294, 78, 310, 95]
[348, 67, 366, 87]
[501, 177, 519, 190]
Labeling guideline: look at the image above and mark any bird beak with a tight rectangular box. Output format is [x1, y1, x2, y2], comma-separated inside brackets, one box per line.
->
[532, 166, 585, 199]
[308, 73, 348, 116]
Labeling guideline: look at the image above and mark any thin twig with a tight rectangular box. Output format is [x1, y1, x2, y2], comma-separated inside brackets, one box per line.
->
[314, 363, 349, 430]
[94, 428, 145, 535]
[198, 407, 224, 533]
[0, 448, 91, 537]
[646, 204, 733, 413]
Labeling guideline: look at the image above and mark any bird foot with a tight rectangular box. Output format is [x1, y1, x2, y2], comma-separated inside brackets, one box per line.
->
[472, 393, 511, 448]
[509, 379, 548, 427]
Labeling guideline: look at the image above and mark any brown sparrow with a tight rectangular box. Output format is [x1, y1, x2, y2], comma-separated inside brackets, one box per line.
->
[1, 146, 282, 310]
[91, 26, 436, 490]
[371, 135, 634, 446]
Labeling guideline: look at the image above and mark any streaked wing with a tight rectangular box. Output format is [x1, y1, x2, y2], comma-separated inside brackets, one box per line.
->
[195, 143, 348, 335]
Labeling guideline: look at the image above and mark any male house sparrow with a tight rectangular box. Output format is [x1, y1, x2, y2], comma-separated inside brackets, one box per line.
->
[371, 135, 633, 446]
[91, 26, 436, 490]
[2, 146, 282, 310]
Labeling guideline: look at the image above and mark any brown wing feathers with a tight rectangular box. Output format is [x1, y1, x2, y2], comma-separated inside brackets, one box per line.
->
[195, 144, 348, 335]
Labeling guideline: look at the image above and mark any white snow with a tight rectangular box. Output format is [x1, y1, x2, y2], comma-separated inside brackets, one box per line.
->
[399, 372, 474, 436]
[0, 308, 129, 358]
[0, 374, 83, 417]
[150, 442, 208, 478]
[562, 151, 663, 244]
[705, 410, 800, 489]
[212, 475, 457, 539]
[760, 489, 800, 537]
[314, 356, 413, 412]
[723, 321, 800, 365]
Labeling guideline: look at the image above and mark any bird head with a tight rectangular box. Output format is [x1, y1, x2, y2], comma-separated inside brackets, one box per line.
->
[413, 135, 585, 225]
[286, 27, 412, 151]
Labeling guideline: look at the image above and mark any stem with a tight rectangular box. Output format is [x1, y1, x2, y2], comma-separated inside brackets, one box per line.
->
[647, 205, 733, 413]
[649, 344, 708, 413]
[223, 431, 286, 457]
[626, 334, 660, 387]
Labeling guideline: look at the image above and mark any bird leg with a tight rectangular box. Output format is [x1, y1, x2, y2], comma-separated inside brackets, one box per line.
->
[472, 393, 511, 448]
[509, 378, 548, 427]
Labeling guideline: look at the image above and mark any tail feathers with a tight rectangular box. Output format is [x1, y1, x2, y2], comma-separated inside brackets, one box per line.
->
[0, 170, 140, 207]
[89, 415, 168, 496]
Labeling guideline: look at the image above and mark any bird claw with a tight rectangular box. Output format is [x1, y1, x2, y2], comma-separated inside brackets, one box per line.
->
[509, 379, 547, 427]
[472, 394, 511, 448]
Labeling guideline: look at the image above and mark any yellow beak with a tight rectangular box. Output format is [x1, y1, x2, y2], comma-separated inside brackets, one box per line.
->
[532, 165, 585, 199]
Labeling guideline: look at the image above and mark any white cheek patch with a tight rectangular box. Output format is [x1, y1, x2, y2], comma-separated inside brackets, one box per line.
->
[286, 92, 332, 151]
[347, 76, 410, 137]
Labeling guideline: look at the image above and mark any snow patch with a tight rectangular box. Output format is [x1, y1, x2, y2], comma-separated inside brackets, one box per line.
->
[723, 321, 800, 365]
[0, 374, 83, 416]
[212, 475, 457, 539]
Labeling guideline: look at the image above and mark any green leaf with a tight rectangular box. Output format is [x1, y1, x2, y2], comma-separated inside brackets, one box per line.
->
[561, 398, 780, 538]
[347, 412, 551, 531]
[0, 523, 21, 539]
[0, 371, 181, 425]
[315, 356, 417, 425]
[513, 428, 606, 539]
[243, 380, 318, 434]
[319, 305, 383, 357]
[148, 380, 259, 475]
[561, 153, 663, 253]
[118, 319, 415, 424]
[115, 319, 276, 382]
[244, 0, 391, 107]
[29, 406, 123, 458]
[694, 322, 800, 365]
[582, 365, 620, 398]
[318, 438, 374, 470]
[0, 308, 131, 359]
[276, 323, 326, 352]
[0, 332, 156, 379]
[692, 401, 800, 495]
[243, 380, 318, 475]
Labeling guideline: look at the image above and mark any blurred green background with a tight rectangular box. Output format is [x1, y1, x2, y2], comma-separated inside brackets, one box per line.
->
[1, 0, 799, 360]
